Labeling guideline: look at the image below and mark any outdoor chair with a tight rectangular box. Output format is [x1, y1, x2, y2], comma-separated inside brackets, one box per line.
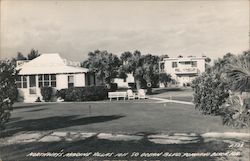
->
[138, 89, 147, 99]
[127, 89, 136, 100]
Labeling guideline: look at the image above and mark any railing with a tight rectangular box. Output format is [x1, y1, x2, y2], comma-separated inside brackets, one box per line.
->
[174, 68, 198, 74]
[63, 59, 81, 67]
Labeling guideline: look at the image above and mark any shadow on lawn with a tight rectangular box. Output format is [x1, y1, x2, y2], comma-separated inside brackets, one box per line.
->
[13, 104, 50, 110]
[0, 136, 229, 161]
[0, 115, 125, 137]
[24, 108, 49, 113]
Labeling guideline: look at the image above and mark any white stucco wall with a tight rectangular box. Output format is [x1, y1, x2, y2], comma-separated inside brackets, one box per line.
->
[114, 73, 134, 88]
[162, 57, 207, 86]
[74, 73, 85, 87]
[57, 74, 68, 89]
[197, 59, 206, 73]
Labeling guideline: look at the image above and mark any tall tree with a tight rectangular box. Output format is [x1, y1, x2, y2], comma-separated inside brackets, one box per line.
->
[121, 50, 144, 89]
[121, 51, 160, 92]
[141, 54, 160, 94]
[0, 60, 18, 129]
[16, 52, 27, 60]
[0, 60, 18, 102]
[27, 49, 40, 60]
[82, 50, 121, 88]
[226, 51, 250, 93]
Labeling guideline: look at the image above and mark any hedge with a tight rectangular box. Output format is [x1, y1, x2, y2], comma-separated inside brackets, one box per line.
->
[56, 86, 108, 102]
[40, 87, 53, 102]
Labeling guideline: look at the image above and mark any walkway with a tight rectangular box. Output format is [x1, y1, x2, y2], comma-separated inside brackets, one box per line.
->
[1, 131, 249, 144]
[150, 97, 194, 105]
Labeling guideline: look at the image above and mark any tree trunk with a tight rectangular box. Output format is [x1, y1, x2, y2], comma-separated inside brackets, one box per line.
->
[146, 87, 152, 95]
[135, 79, 141, 90]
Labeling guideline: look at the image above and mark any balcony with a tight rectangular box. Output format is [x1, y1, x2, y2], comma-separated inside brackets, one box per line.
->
[174, 67, 199, 74]
[63, 59, 81, 67]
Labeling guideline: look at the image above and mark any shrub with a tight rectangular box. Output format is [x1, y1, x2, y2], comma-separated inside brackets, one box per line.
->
[128, 83, 136, 89]
[0, 99, 13, 130]
[57, 86, 108, 102]
[40, 87, 53, 102]
[109, 83, 118, 92]
[220, 94, 250, 128]
[0, 60, 17, 130]
[192, 72, 230, 115]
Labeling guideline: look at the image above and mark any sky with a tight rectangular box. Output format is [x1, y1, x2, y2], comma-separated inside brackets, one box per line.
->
[0, 0, 249, 61]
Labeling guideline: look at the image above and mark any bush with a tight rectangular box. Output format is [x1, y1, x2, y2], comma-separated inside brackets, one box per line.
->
[0, 98, 13, 130]
[128, 83, 136, 89]
[192, 72, 230, 115]
[40, 87, 53, 102]
[109, 83, 118, 92]
[220, 94, 250, 128]
[57, 86, 108, 102]
[0, 60, 18, 130]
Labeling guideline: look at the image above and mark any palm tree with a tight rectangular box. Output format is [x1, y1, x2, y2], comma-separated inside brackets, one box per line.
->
[226, 54, 250, 93]
[224, 53, 250, 127]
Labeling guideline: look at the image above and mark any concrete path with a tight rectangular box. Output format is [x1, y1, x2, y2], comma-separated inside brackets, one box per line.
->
[150, 97, 194, 105]
[1, 131, 249, 145]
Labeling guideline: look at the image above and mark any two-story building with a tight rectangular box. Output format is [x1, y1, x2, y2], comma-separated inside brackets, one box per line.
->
[159, 57, 208, 87]
[16, 53, 97, 102]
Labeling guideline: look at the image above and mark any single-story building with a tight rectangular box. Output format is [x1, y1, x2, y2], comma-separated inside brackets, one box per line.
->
[113, 73, 134, 88]
[16, 53, 97, 102]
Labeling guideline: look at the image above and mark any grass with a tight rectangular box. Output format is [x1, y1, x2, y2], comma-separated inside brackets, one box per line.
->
[1, 99, 249, 161]
[152, 87, 194, 102]
[1, 100, 247, 138]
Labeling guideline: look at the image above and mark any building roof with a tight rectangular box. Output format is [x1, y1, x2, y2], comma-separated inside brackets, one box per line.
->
[163, 56, 207, 61]
[17, 53, 88, 75]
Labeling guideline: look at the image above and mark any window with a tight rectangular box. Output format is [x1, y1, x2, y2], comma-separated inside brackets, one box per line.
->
[38, 74, 57, 87]
[16, 76, 22, 88]
[38, 74, 43, 87]
[160, 62, 165, 72]
[172, 62, 177, 68]
[22, 76, 27, 88]
[51, 74, 56, 87]
[191, 61, 197, 67]
[44, 74, 50, 87]
[16, 75, 27, 88]
[68, 75, 74, 88]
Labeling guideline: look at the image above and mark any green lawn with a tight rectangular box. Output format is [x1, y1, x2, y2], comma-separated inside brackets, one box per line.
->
[1, 101, 249, 161]
[152, 87, 194, 102]
[1, 100, 247, 138]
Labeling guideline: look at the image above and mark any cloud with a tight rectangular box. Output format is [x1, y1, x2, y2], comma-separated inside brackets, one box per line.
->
[0, 0, 249, 61]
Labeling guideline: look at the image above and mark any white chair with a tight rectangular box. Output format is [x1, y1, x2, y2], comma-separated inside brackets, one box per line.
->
[127, 89, 135, 100]
[138, 89, 147, 99]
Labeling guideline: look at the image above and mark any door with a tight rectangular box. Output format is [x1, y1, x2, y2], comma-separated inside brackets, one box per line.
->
[29, 75, 37, 94]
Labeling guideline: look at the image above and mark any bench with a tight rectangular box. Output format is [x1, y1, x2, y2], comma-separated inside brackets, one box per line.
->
[108, 92, 127, 101]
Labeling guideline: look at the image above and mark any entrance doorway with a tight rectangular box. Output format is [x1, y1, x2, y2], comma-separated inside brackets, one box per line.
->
[29, 75, 36, 94]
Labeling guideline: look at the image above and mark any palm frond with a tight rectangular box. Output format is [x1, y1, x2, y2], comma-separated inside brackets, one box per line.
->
[226, 56, 250, 92]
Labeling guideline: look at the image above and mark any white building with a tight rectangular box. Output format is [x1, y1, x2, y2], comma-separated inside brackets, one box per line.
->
[113, 73, 135, 88]
[16, 53, 96, 102]
[159, 57, 208, 86]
